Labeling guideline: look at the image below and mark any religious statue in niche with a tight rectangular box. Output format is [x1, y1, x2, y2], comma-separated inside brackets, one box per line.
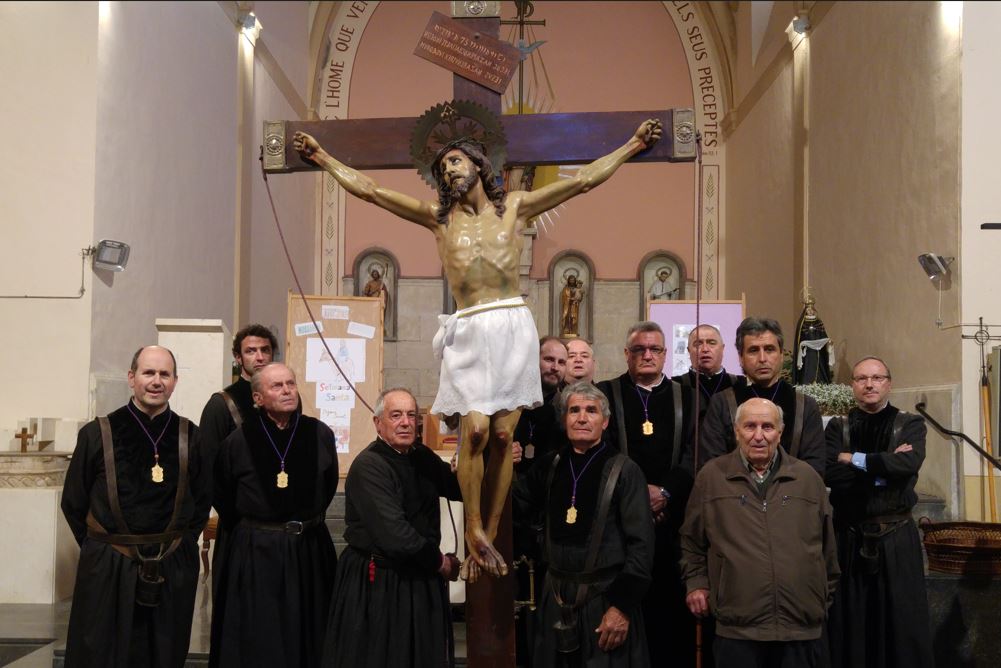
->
[640, 252, 683, 318]
[793, 290, 835, 384]
[353, 250, 397, 340]
[550, 253, 592, 341]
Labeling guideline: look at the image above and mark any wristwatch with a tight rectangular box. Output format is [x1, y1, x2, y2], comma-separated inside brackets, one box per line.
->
[659, 487, 671, 501]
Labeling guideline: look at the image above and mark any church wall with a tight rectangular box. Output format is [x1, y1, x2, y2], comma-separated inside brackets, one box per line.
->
[960, 1, 1001, 519]
[247, 3, 316, 359]
[341, 1, 696, 282]
[88, 2, 240, 400]
[0, 2, 99, 427]
[807, 2, 962, 516]
[807, 1, 961, 388]
[722, 58, 797, 330]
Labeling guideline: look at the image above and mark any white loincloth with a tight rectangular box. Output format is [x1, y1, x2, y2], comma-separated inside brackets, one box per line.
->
[431, 296, 543, 417]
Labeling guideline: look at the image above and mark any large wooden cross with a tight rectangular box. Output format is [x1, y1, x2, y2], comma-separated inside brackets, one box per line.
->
[264, 10, 695, 668]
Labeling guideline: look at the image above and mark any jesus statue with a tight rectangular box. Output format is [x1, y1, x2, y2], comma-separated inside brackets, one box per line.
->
[294, 119, 662, 577]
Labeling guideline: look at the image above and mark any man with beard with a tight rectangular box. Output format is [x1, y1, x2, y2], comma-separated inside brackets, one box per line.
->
[210, 363, 339, 667]
[324, 388, 462, 668]
[700, 317, 825, 476]
[294, 119, 662, 576]
[61, 345, 210, 667]
[824, 357, 932, 668]
[514, 336, 568, 472]
[597, 321, 695, 667]
[199, 324, 277, 462]
[672, 324, 740, 426]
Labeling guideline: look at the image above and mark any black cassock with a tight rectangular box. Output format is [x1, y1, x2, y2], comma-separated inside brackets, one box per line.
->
[671, 368, 741, 424]
[597, 373, 695, 668]
[515, 444, 655, 667]
[61, 403, 210, 668]
[210, 411, 339, 668]
[824, 405, 933, 668]
[324, 439, 461, 668]
[198, 377, 255, 465]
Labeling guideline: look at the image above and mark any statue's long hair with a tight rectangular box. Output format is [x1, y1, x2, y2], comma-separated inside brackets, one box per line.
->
[431, 139, 507, 226]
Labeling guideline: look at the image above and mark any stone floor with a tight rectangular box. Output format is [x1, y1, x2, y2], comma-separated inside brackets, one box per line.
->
[0, 579, 469, 667]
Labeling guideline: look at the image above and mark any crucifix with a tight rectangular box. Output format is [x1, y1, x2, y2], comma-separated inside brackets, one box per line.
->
[15, 427, 33, 453]
[264, 5, 695, 667]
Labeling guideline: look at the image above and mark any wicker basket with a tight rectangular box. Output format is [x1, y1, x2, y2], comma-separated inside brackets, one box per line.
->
[919, 517, 1001, 575]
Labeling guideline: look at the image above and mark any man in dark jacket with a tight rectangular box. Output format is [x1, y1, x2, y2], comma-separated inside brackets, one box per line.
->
[682, 398, 839, 668]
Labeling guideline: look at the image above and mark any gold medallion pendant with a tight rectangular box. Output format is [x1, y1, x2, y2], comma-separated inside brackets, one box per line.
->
[277, 471, 289, 489]
[565, 505, 578, 525]
[642, 420, 654, 436]
[151, 464, 164, 483]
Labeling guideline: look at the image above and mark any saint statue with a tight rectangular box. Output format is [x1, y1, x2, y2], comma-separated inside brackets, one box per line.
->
[361, 264, 390, 324]
[559, 272, 585, 338]
[294, 119, 662, 578]
[648, 266, 678, 300]
[793, 294, 835, 384]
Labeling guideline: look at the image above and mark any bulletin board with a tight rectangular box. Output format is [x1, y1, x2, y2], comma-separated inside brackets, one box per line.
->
[648, 298, 746, 377]
[285, 293, 383, 476]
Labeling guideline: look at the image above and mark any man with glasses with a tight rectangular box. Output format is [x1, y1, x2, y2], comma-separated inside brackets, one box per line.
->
[823, 357, 932, 668]
[700, 317, 825, 476]
[597, 321, 694, 667]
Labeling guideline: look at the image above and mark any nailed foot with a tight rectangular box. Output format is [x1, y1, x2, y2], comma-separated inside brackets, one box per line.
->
[465, 526, 508, 577]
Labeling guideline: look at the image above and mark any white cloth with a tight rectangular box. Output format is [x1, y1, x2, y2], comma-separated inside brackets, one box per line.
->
[431, 297, 543, 417]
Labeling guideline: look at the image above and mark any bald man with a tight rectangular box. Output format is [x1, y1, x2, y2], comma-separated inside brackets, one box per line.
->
[62, 345, 211, 668]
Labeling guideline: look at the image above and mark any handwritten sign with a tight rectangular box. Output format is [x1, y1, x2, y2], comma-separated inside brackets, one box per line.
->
[414, 11, 519, 94]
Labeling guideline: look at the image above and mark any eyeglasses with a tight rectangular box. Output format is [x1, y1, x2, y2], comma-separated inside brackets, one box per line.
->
[628, 346, 666, 356]
[851, 375, 890, 384]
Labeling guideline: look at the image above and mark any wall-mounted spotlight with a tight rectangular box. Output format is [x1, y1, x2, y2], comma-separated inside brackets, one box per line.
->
[918, 252, 954, 281]
[91, 239, 130, 272]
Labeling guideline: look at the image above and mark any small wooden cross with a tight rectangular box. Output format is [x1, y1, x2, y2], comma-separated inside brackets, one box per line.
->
[15, 427, 33, 453]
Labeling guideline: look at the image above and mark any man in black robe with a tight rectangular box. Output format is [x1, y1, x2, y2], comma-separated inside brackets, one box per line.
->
[198, 324, 277, 462]
[210, 362, 338, 667]
[700, 317, 825, 476]
[515, 381, 655, 667]
[324, 387, 462, 668]
[672, 324, 741, 425]
[824, 357, 933, 668]
[61, 345, 210, 668]
[513, 336, 568, 474]
[596, 321, 695, 667]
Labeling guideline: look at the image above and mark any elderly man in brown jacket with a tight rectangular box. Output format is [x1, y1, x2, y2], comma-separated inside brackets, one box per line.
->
[681, 398, 839, 668]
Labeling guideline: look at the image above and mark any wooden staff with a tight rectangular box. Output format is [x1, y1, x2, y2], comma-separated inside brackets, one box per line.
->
[981, 370, 997, 522]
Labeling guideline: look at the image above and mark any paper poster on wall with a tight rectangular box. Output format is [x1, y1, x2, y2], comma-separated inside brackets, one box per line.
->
[648, 301, 745, 375]
[320, 408, 352, 453]
[305, 338, 366, 383]
[322, 304, 350, 320]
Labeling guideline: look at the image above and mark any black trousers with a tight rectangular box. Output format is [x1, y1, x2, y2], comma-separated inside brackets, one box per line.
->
[714, 637, 824, 668]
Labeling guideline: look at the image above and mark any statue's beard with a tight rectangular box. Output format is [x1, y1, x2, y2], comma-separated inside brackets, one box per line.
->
[450, 173, 477, 196]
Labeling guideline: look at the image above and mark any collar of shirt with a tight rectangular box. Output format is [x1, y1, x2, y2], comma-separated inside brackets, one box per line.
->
[738, 447, 779, 484]
[634, 373, 666, 392]
[690, 367, 725, 377]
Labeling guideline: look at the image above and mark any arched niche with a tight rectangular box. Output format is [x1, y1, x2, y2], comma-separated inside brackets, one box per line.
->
[639, 250, 688, 318]
[548, 250, 594, 342]
[353, 248, 400, 340]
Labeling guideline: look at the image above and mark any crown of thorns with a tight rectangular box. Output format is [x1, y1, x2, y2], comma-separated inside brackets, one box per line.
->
[410, 100, 507, 187]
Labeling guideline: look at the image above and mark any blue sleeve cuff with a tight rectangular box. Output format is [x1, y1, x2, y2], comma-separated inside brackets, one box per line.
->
[851, 452, 868, 471]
